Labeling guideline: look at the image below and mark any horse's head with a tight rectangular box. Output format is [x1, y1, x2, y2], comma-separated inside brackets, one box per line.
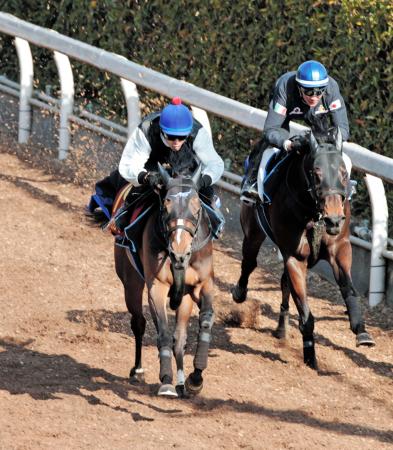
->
[158, 163, 203, 269]
[304, 128, 349, 235]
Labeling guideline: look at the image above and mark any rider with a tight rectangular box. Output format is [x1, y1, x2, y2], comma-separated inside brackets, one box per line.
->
[107, 97, 225, 232]
[241, 60, 351, 200]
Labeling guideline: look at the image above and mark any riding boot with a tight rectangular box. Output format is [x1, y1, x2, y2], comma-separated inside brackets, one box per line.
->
[200, 193, 225, 239]
[241, 148, 263, 199]
[208, 196, 225, 238]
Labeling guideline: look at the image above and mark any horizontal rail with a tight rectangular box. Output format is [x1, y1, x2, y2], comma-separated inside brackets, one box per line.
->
[1, 13, 393, 183]
[0, 13, 266, 131]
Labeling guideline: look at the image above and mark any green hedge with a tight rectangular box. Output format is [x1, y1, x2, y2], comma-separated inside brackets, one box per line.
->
[1, 0, 392, 227]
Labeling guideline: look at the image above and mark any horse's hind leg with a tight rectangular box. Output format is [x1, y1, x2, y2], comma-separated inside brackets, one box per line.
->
[114, 246, 146, 383]
[330, 242, 375, 347]
[273, 269, 290, 339]
[286, 257, 318, 370]
[173, 294, 194, 398]
[186, 280, 215, 395]
[232, 203, 266, 303]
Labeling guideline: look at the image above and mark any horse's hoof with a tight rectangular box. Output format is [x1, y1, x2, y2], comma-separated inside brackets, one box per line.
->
[175, 384, 188, 398]
[272, 328, 286, 340]
[305, 359, 318, 371]
[129, 368, 145, 384]
[157, 384, 178, 397]
[356, 332, 375, 347]
[185, 375, 203, 395]
[231, 285, 247, 303]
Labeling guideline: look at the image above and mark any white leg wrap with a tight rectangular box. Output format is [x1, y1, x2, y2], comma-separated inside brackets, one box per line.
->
[177, 369, 185, 386]
[257, 147, 281, 201]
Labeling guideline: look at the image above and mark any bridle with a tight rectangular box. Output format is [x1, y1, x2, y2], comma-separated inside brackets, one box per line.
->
[305, 148, 347, 203]
[159, 179, 203, 252]
[286, 131, 348, 221]
[163, 207, 202, 241]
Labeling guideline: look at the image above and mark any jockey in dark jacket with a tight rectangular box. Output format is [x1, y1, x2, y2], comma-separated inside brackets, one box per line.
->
[88, 97, 224, 234]
[242, 60, 352, 200]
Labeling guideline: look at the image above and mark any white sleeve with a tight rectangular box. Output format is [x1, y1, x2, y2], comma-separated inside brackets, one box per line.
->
[118, 127, 152, 185]
[193, 127, 224, 184]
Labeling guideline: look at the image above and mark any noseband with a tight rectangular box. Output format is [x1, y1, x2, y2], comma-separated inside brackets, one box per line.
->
[164, 209, 202, 239]
[160, 181, 202, 244]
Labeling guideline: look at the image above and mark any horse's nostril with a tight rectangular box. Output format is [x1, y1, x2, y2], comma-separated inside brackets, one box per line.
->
[324, 215, 345, 228]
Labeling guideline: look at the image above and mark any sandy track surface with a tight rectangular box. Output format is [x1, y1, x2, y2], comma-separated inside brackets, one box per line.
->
[0, 151, 392, 450]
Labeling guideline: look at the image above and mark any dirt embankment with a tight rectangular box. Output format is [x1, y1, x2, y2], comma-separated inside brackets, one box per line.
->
[0, 146, 392, 450]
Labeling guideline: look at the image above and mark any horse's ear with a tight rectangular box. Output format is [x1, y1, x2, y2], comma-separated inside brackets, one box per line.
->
[158, 162, 171, 185]
[191, 164, 202, 186]
[335, 127, 343, 152]
[309, 131, 319, 154]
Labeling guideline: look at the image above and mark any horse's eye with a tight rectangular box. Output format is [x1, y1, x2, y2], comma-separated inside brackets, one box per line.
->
[314, 167, 323, 182]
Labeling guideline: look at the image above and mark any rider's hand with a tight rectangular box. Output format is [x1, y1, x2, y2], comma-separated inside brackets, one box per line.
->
[287, 135, 308, 152]
[197, 174, 212, 190]
[138, 171, 163, 189]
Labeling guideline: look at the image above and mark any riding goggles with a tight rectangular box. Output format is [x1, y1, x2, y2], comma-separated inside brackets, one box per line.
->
[163, 132, 189, 141]
[300, 86, 326, 97]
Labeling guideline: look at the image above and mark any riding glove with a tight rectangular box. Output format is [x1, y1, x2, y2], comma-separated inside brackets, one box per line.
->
[289, 135, 308, 152]
[197, 174, 212, 190]
[138, 171, 162, 188]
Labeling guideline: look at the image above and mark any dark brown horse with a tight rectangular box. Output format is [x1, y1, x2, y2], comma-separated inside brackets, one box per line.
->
[115, 164, 215, 397]
[232, 129, 374, 369]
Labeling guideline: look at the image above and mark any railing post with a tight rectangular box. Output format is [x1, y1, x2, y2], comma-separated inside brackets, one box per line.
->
[121, 78, 140, 138]
[53, 51, 74, 160]
[14, 37, 33, 143]
[365, 174, 388, 307]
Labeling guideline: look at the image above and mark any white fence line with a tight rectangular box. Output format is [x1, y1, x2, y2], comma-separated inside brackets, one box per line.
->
[1, 12, 393, 183]
[0, 13, 392, 306]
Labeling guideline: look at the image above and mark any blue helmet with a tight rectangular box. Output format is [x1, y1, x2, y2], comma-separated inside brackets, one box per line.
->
[296, 60, 329, 88]
[159, 97, 193, 136]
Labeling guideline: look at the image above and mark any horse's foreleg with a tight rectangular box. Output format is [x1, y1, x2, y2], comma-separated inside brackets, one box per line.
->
[173, 294, 193, 398]
[286, 257, 317, 369]
[114, 246, 146, 383]
[186, 279, 215, 395]
[273, 269, 290, 339]
[148, 283, 177, 396]
[232, 205, 266, 303]
[330, 242, 375, 347]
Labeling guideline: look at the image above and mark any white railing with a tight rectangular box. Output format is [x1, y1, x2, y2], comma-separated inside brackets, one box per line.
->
[0, 12, 391, 306]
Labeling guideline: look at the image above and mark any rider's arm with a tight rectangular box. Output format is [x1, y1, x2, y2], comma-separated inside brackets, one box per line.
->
[119, 127, 152, 185]
[326, 77, 350, 141]
[263, 81, 291, 151]
[193, 127, 224, 185]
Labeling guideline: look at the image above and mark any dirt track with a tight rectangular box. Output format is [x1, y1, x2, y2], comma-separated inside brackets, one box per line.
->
[0, 150, 392, 450]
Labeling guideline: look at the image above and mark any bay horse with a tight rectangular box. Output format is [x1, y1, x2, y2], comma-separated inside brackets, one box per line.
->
[115, 164, 215, 397]
[232, 128, 374, 370]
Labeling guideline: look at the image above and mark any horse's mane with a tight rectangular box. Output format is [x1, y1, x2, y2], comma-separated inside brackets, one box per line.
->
[167, 144, 199, 177]
[313, 127, 339, 146]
